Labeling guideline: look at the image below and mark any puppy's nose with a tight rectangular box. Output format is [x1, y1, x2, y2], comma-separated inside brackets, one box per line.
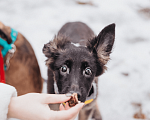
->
[69, 91, 81, 99]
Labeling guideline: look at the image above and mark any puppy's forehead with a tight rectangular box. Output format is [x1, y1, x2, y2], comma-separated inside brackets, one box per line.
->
[56, 45, 95, 67]
[67, 45, 92, 59]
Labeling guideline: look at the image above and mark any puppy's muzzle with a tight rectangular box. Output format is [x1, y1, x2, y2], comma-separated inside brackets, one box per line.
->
[69, 83, 81, 99]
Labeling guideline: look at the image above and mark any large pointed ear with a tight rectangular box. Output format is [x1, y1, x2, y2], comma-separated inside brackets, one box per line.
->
[42, 35, 70, 70]
[87, 23, 115, 76]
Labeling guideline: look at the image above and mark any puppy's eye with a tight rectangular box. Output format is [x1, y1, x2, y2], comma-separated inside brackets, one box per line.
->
[83, 67, 92, 76]
[61, 65, 67, 72]
[85, 68, 92, 75]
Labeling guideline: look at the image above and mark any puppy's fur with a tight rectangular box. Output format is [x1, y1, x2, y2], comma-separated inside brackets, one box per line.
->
[0, 22, 43, 95]
[43, 22, 115, 120]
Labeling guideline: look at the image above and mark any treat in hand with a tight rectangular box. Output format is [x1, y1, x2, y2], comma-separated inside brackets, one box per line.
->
[66, 93, 79, 107]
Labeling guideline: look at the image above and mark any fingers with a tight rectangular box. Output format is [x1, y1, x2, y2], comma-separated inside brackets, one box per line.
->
[51, 103, 84, 120]
[67, 103, 84, 115]
[59, 102, 70, 111]
[41, 94, 70, 104]
[65, 102, 70, 110]
[59, 104, 65, 111]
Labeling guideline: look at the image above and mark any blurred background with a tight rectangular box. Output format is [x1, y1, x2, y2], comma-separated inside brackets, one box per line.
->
[0, 0, 150, 119]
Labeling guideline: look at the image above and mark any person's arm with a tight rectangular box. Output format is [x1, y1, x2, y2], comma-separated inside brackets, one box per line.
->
[0, 83, 17, 120]
[7, 93, 84, 120]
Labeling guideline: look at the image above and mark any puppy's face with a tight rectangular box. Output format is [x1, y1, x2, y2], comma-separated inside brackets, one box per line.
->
[43, 23, 115, 102]
[53, 45, 97, 102]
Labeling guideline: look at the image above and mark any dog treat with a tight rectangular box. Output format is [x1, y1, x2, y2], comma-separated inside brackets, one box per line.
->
[67, 93, 79, 107]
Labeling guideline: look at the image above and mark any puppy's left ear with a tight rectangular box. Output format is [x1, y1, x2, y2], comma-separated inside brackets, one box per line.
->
[87, 23, 115, 76]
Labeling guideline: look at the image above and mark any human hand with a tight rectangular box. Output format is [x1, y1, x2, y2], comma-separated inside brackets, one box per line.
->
[7, 93, 84, 120]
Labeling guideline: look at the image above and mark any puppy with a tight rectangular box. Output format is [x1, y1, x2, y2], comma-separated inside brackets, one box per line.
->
[0, 22, 43, 95]
[43, 22, 115, 120]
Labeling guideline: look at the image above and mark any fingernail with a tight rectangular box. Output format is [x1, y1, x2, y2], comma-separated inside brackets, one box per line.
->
[65, 93, 72, 97]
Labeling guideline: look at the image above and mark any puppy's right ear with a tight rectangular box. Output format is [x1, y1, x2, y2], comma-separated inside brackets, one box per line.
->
[43, 35, 70, 69]
[43, 42, 52, 58]
[42, 41, 58, 69]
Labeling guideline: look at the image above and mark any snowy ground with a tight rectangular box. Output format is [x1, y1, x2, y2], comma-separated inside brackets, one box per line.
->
[0, 0, 150, 119]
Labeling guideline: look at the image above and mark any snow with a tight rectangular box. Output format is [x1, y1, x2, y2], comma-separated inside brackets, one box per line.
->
[0, 0, 150, 119]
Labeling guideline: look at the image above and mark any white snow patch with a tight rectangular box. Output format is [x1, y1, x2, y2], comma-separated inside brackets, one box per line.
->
[71, 42, 81, 47]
